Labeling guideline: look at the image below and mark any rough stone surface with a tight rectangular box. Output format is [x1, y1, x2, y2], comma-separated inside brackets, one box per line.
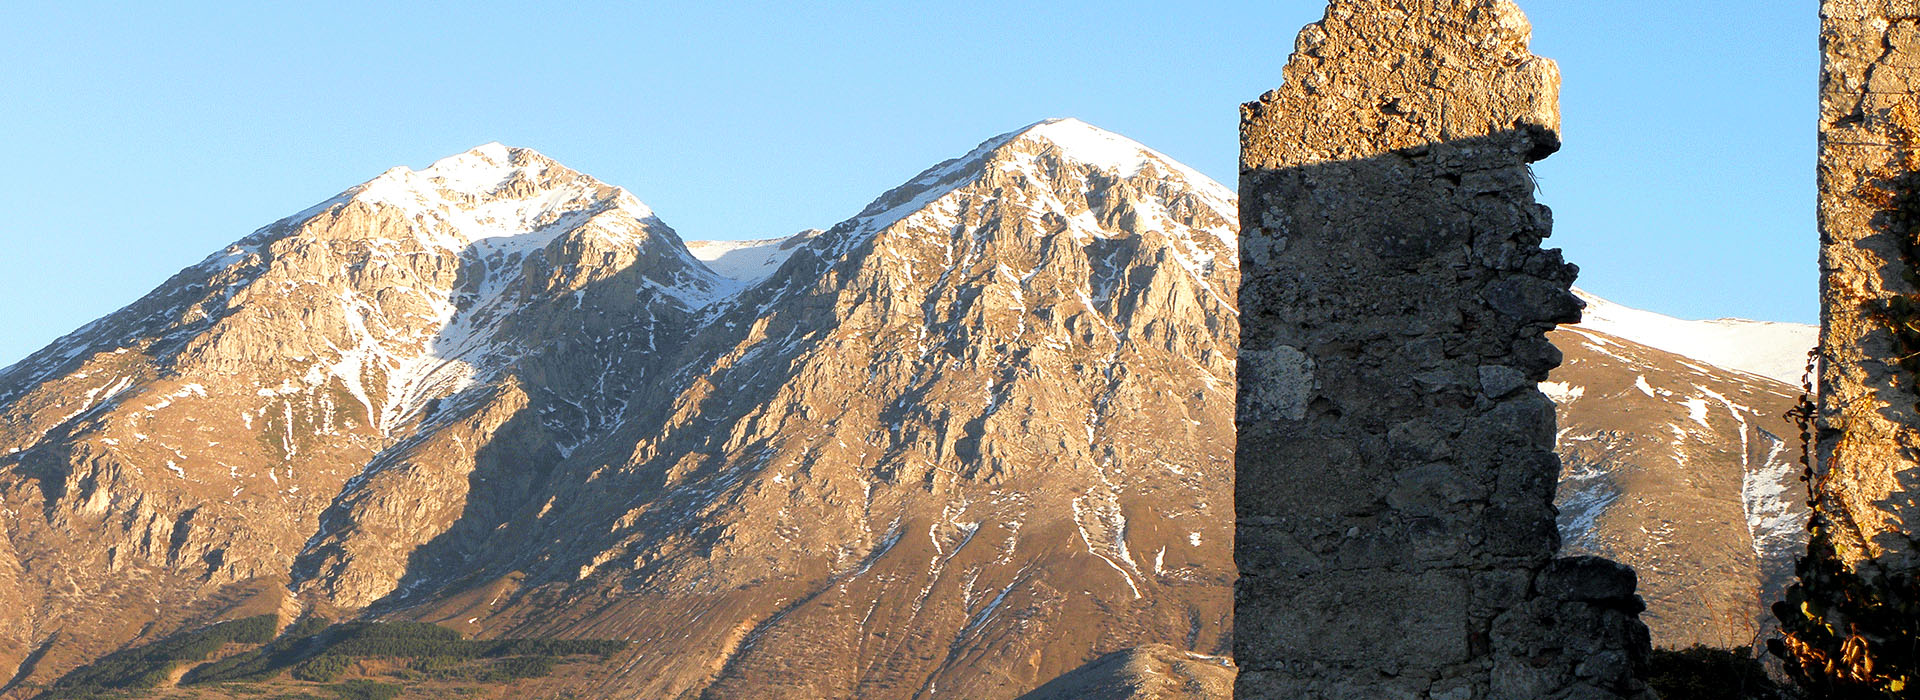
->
[1235, 2, 1652, 698]
[1817, 0, 1920, 569]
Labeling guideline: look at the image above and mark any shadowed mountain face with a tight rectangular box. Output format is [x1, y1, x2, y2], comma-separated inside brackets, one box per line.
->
[0, 121, 1804, 698]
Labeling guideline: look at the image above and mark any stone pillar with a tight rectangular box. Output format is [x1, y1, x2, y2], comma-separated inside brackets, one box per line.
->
[1817, 0, 1920, 569]
[1234, 2, 1652, 698]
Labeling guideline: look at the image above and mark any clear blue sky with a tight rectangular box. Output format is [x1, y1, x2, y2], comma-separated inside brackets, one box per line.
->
[0, 2, 1815, 368]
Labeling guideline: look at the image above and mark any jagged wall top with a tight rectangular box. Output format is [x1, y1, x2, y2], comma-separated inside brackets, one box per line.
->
[1235, 1, 1652, 697]
[1240, 0, 1561, 170]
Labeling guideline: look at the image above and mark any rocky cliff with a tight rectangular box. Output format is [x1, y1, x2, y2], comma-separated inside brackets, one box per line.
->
[1815, 0, 1920, 571]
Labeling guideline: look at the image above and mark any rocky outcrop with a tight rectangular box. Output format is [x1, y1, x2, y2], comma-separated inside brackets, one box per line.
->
[1234, 1, 1652, 698]
[1816, 0, 1920, 570]
[1015, 645, 1234, 700]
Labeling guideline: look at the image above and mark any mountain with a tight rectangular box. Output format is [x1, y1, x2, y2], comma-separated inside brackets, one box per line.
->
[0, 120, 1814, 698]
[1549, 295, 1814, 648]
[0, 119, 1239, 699]
[0, 142, 735, 693]
[1570, 289, 1815, 385]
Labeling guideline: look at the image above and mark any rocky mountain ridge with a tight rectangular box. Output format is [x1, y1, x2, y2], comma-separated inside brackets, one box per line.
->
[0, 119, 1240, 699]
[0, 119, 1810, 698]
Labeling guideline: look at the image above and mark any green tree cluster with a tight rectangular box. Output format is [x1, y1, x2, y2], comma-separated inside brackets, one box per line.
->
[38, 615, 276, 698]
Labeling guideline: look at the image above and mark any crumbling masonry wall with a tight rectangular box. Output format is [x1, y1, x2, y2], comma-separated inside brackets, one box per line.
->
[1817, 0, 1920, 569]
[1234, 2, 1652, 698]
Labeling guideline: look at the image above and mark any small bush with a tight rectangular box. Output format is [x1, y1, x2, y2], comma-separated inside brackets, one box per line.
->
[324, 680, 400, 700]
[406, 656, 465, 674]
[290, 655, 350, 683]
[492, 655, 555, 679]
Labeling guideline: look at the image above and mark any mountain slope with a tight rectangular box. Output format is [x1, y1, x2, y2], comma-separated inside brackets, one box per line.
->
[1549, 299, 1811, 648]
[0, 143, 728, 691]
[685, 230, 822, 284]
[449, 117, 1240, 699]
[1570, 288, 1815, 385]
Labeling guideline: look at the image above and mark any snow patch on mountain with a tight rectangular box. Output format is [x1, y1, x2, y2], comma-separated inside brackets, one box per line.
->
[1538, 381, 1585, 403]
[1743, 431, 1806, 562]
[1572, 288, 1815, 386]
[1557, 457, 1620, 550]
[687, 230, 822, 283]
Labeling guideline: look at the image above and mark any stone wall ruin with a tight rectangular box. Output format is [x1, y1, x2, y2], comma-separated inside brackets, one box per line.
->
[1233, 1, 1654, 698]
[1816, 0, 1920, 571]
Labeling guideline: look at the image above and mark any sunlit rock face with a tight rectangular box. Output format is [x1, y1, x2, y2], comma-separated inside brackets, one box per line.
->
[1816, 0, 1920, 572]
[0, 121, 1243, 699]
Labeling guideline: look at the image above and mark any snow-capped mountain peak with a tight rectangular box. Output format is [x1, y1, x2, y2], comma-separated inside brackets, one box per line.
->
[344, 143, 649, 251]
[807, 117, 1239, 288]
[1017, 118, 1164, 176]
[364, 142, 556, 198]
[419, 142, 543, 191]
[1015, 118, 1232, 200]
[1012, 119, 1237, 242]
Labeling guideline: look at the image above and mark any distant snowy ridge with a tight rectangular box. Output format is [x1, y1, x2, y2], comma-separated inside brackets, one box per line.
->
[688, 117, 1238, 311]
[1571, 288, 1815, 386]
[687, 230, 822, 283]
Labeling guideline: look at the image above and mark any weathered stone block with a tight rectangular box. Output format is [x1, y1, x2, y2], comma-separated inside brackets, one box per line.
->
[1235, 568, 1475, 667]
[1477, 364, 1528, 399]
[1536, 555, 1639, 607]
